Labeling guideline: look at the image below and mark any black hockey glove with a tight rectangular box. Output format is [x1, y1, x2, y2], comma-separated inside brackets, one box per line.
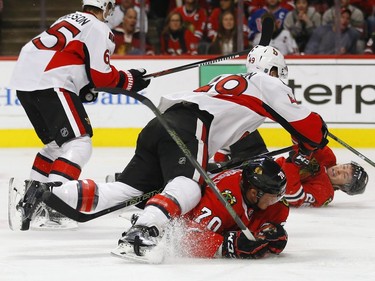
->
[289, 144, 313, 167]
[222, 231, 269, 259]
[125, 68, 151, 92]
[79, 86, 98, 103]
[256, 223, 288, 255]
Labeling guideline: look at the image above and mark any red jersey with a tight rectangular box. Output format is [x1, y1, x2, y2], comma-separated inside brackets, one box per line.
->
[277, 146, 337, 207]
[172, 6, 207, 40]
[112, 28, 155, 55]
[181, 169, 289, 258]
[207, 8, 250, 42]
[160, 29, 198, 55]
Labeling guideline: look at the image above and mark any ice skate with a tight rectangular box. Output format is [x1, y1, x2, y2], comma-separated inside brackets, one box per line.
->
[30, 203, 78, 230]
[8, 179, 49, 231]
[111, 225, 165, 264]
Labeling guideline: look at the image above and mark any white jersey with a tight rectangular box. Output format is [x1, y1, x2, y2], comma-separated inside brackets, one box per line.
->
[10, 12, 120, 94]
[159, 72, 325, 157]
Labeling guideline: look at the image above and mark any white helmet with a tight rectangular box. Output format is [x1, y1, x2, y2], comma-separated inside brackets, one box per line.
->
[246, 45, 288, 79]
[82, 0, 115, 17]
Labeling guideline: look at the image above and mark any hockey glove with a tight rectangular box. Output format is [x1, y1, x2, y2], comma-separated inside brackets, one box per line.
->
[222, 230, 269, 259]
[123, 68, 151, 92]
[256, 223, 288, 254]
[289, 144, 313, 167]
[79, 86, 98, 103]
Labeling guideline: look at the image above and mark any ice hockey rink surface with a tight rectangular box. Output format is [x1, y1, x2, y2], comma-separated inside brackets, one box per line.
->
[1, 147, 374, 281]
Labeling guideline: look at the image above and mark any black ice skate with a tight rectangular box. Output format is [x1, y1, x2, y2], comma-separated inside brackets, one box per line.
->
[8, 179, 57, 231]
[111, 225, 166, 264]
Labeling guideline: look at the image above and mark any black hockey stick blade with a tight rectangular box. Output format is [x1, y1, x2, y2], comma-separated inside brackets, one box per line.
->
[328, 132, 375, 167]
[42, 188, 163, 222]
[143, 48, 251, 79]
[259, 16, 274, 46]
[208, 145, 295, 174]
[96, 87, 255, 241]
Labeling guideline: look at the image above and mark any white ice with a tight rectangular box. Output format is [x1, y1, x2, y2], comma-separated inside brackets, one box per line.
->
[1, 147, 375, 281]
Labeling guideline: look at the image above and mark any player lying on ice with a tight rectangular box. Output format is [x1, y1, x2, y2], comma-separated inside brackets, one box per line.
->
[211, 135, 369, 208]
[11, 45, 328, 260]
[277, 146, 369, 207]
[13, 157, 289, 262]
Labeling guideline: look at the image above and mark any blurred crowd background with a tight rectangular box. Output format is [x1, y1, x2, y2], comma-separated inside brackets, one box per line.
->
[1, 0, 375, 56]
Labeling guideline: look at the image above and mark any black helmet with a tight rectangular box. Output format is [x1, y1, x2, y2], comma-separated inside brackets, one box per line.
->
[242, 157, 287, 198]
[339, 162, 368, 195]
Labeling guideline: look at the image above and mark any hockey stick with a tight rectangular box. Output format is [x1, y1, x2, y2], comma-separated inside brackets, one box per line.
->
[144, 50, 250, 79]
[42, 188, 163, 223]
[208, 145, 295, 174]
[328, 132, 375, 167]
[143, 16, 274, 80]
[95, 87, 256, 241]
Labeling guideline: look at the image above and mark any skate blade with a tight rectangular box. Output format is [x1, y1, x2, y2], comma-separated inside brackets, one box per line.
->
[111, 242, 164, 264]
[30, 219, 78, 231]
[8, 178, 26, 231]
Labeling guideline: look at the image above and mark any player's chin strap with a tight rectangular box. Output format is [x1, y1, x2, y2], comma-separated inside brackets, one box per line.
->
[95, 87, 256, 241]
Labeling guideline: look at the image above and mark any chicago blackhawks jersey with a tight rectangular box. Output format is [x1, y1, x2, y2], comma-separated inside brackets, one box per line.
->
[10, 11, 122, 95]
[158, 72, 327, 158]
[277, 146, 337, 207]
[172, 6, 207, 40]
[181, 169, 290, 258]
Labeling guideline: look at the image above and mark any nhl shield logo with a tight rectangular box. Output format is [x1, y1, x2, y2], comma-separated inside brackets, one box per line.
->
[60, 127, 69, 137]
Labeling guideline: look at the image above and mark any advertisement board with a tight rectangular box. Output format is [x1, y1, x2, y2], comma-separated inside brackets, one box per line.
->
[0, 57, 374, 147]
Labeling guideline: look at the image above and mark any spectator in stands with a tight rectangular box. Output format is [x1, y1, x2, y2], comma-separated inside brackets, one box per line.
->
[253, 13, 299, 54]
[304, 8, 359, 54]
[364, 34, 375, 54]
[169, 0, 214, 16]
[248, 0, 290, 44]
[322, 0, 364, 42]
[245, 0, 294, 18]
[107, 0, 148, 33]
[112, 7, 155, 55]
[207, 0, 250, 43]
[284, 0, 322, 53]
[309, 0, 330, 15]
[208, 10, 250, 55]
[172, 0, 208, 42]
[160, 11, 198, 55]
[361, 0, 375, 44]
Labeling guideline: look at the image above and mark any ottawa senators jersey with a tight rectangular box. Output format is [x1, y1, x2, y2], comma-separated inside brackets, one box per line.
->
[159, 72, 327, 158]
[181, 169, 289, 258]
[10, 12, 123, 94]
[277, 146, 337, 207]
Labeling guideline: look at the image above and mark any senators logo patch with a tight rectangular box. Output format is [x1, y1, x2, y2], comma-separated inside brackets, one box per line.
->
[221, 189, 237, 205]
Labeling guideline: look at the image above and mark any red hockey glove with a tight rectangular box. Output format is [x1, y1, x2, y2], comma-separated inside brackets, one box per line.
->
[222, 231, 269, 259]
[123, 68, 151, 92]
[256, 223, 288, 254]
